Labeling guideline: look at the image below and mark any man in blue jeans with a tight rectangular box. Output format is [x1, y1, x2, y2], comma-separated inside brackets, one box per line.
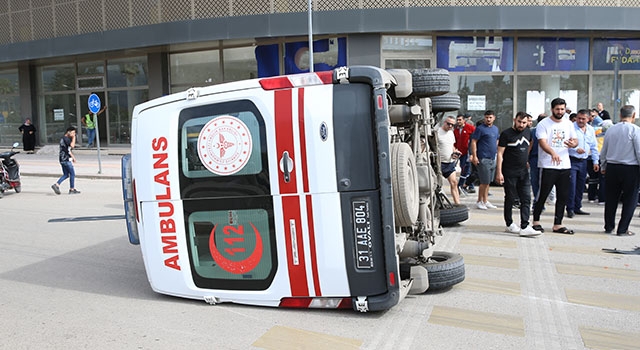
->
[51, 126, 81, 195]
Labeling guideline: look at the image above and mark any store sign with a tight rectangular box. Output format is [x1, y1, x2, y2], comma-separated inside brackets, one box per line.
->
[593, 39, 640, 70]
[436, 36, 513, 72]
[467, 95, 486, 111]
[517, 38, 589, 71]
[53, 109, 64, 121]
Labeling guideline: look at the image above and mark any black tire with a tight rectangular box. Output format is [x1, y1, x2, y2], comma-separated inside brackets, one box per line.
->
[391, 143, 419, 227]
[409, 68, 450, 98]
[424, 251, 465, 290]
[14, 185, 21, 193]
[439, 204, 469, 226]
[431, 92, 461, 112]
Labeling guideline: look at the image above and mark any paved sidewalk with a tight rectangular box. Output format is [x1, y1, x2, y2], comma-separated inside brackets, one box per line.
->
[7, 145, 128, 180]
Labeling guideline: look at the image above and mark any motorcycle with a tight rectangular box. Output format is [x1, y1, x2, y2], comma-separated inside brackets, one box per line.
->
[0, 142, 21, 198]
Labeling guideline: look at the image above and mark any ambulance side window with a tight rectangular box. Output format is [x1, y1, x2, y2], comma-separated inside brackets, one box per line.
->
[178, 100, 270, 198]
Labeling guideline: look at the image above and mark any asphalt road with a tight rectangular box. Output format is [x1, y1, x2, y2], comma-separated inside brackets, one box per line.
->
[1, 176, 639, 349]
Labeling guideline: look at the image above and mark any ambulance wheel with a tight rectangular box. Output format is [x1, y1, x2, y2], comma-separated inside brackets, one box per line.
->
[410, 68, 450, 98]
[439, 204, 469, 226]
[431, 93, 461, 113]
[14, 186, 21, 193]
[391, 143, 419, 227]
[424, 251, 465, 290]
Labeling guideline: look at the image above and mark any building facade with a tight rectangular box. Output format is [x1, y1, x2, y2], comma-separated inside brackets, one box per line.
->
[1, 0, 640, 146]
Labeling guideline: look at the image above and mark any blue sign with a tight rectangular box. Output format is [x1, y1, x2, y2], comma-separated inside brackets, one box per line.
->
[593, 38, 640, 71]
[517, 38, 589, 71]
[88, 94, 101, 114]
[437, 36, 513, 72]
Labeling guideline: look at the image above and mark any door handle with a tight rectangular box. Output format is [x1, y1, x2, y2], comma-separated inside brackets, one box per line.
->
[282, 151, 291, 183]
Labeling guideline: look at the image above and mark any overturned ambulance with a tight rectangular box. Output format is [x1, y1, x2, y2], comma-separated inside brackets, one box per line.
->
[121, 66, 467, 312]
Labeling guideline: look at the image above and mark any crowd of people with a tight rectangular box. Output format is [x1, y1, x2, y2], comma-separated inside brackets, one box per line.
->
[438, 98, 640, 237]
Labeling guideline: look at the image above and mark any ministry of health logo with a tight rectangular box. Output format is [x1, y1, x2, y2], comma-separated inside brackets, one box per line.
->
[197, 115, 253, 176]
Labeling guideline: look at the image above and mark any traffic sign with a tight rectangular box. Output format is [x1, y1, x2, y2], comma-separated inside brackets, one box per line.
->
[88, 93, 101, 114]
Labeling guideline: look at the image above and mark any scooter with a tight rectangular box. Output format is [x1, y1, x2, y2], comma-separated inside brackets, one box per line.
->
[0, 142, 21, 198]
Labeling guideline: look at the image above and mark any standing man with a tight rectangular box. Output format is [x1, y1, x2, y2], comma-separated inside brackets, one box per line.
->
[51, 126, 81, 195]
[454, 113, 476, 194]
[566, 109, 599, 217]
[83, 105, 106, 148]
[589, 108, 604, 127]
[596, 102, 610, 121]
[437, 116, 461, 205]
[531, 98, 578, 234]
[600, 105, 640, 236]
[496, 112, 540, 237]
[470, 110, 500, 210]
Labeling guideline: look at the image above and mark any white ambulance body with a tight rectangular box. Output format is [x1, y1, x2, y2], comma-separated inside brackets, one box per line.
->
[122, 66, 465, 312]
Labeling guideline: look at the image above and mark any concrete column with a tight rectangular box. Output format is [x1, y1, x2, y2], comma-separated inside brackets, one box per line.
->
[148, 52, 169, 99]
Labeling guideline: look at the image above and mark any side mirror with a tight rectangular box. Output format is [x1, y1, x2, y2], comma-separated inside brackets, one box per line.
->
[12, 142, 19, 148]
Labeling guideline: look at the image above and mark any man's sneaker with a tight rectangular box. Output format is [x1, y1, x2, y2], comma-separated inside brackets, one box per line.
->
[484, 201, 497, 209]
[69, 189, 81, 194]
[476, 201, 487, 210]
[458, 187, 468, 197]
[505, 223, 521, 234]
[519, 226, 542, 237]
[466, 187, 476, 194]
[51, 184, 61, 195]
[598, 202, 605, 206]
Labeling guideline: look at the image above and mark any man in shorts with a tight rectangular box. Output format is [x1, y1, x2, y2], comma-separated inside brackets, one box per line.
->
[437, 115, 461, 205]
[470, 110, 500, 210]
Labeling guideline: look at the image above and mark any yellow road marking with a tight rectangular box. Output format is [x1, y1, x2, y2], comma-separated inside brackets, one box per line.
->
[566, 289, 640, 311]
[580, 327, 640, 350]
[252, 325, 362, 350]
[456, 277, 521, 296]
[462, 254, 519, 269]
[460, 237, 518, 248]
[556, 263, 640, 281]
[429, 305, 525, 337]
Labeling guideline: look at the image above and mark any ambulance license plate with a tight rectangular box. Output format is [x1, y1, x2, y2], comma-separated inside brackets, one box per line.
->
[352, 200, 373, 269]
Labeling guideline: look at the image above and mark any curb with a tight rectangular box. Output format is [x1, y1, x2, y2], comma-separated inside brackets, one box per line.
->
[21, 172, 123, 180]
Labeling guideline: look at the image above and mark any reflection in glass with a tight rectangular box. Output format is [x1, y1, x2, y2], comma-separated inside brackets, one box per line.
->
[41, 94, 76, 143]
[223, 46, 258, 82]
[170, 50, 221, 88]
[107, 57, 148, 88]
[0, 69, 21, 144]
[40, 64, 75, 92]
[451, 75, 513, 131]
[77, 61, 105, 76]
[107, 89, 148, 144]
[516, 74, 588, 121]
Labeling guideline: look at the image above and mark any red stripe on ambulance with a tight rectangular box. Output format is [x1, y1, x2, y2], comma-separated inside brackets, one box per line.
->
[297, 88, 322, 296]
[275, 89, 309, 296]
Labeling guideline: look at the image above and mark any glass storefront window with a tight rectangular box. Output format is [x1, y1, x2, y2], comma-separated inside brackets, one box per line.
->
[382, 35, 433, 69]
[592, 74, 614, 115]
[517, 38, 589, 71]
[40, 64, 75, 92]
[107, 57, 148, 88]
[107, 89, 149, 144]
[0, 69, 20, 145]
[450, 75, 513, 131]
[170, 50, 221, 89]
[77, 61, 105, 76]
[517, 74, 588, 121]
[223, 46, 258, 82]
[41, 93, 76, 143]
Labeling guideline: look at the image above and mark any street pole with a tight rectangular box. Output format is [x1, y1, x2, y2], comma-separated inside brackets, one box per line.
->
[94, 113, 102, 174]
[307, 0, 314, 72]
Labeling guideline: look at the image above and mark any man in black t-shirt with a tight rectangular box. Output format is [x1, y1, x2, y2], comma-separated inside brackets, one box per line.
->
[496, 112, 540, 237]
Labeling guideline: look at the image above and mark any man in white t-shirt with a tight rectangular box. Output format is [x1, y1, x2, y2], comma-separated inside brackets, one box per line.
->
[437, 115, 461, 205]
[531, 97, 578, 234]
